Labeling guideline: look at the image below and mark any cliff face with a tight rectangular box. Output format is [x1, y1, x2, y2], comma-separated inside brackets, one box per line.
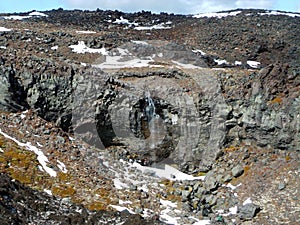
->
[0, 9, 299, 225]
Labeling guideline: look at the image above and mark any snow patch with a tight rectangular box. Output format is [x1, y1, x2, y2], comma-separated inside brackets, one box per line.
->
[51, 46, 58, 50]
[194, 11, 242, 19]
[132, 162, 205, 181]
[69, 41, 108, 55]
[0, 129, 57, 177]
[0, 46, 7, 49]
[0, 27, 11, 32]
[134, 23, 171, 30]
[57, 160, 68, 173]
[225, 183, 241, 190]
[131, 40, 149, 45]
[114, 16, 138, 26]
[243, 197, 252, 205]
[192, 49, 207, 56]
[247, 60, 261, 68]
[44, 189, 52, 195]
[214, 59, 229, 65]
[172, 60, 201, 69]
[259, 11, 300, 17]
[110, 205, 135, 214]
[4, 15, 31, 20]
[29, 11, 48, 17]
[235, 61, 242, 66]
[76, 30, 96, 34]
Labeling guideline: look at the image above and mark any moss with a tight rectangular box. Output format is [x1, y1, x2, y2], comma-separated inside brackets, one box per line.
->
[224, 146, 240, 152]
[87, 201, 107, 211]
[269, 97, 283, 104]
[57, 172, 72, 182]
[52, 184, 76, 197]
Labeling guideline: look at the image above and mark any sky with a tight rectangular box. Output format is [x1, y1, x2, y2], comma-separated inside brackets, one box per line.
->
[0, 0, 299, 14]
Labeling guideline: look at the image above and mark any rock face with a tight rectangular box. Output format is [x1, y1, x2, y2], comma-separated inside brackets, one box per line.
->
[0, 8, 299, 224]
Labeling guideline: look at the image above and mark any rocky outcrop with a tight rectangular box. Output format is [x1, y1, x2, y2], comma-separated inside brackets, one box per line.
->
[0, 173, 162, 225]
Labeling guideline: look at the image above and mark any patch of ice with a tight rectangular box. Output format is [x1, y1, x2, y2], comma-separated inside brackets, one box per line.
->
[51, 46, 58, 50]
[0, 27, 11, 32]
[131, 40, 149, 45]
[29, 11, 48, 17]
[247, 60, 261, 68]
[132, 162, 205, 181]
[243, 197, 252, 205]
[110, 205, 135, 214]
[194, 11, 242, 19]
[57, 160, 68, 173]
[69, 41, 108, 55]
[0, 129, 57, 177]
[44, 189, 52, 195]
[259, 11, 300, 17]
[76, 30, 97, 34]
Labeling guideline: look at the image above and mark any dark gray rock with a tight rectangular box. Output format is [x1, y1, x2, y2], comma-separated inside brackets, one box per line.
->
[238, 203, 260, 220]
[231, 165, 244, 178]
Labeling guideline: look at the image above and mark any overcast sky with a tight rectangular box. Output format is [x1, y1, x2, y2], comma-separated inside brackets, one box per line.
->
[0, 0, 299, 14]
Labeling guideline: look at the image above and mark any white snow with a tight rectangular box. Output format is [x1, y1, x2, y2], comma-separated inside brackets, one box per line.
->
[235, 61, 242, 66]
[0, 147, 3, 153]
[0, 129, 57, 177]
[0, 46, 7, 49]
[132, 162, 205, 181]
[69, 41, 108, 55]
[29, 11, 48, 17]
[247, 60, 261, 68]
[192, 49, 207, 56]
[110, 205, 135, 214]
[113, 178, 129, 189]
[51, 46, 58, 50]
[95, 54, 154, 69]
[243, 197, 252, 205]
[225, 183, 241, 190]
[172, 60, 201, 69]
[131, 40, 149, 45]
[214, 59, 229, 65]
[4, 15, 31, 20]
[44, 189, 52, 195]
[134, 24, 171, 30]
[160, 199, 177, 208]
[193, 220, 211, 225]
[194, 11, 242, 19]
[259, 11, 300, 17]
[57, 160, 68, 173]
[4, 12, 48, 20]
[114, 16, 138, 26]
[76, 30, 97, 34]
[0, 27, 11, 32]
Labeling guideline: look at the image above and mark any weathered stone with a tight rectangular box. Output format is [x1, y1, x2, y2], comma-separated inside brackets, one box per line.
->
[231, 165, 244, 178]
[238, 203, 260, 220]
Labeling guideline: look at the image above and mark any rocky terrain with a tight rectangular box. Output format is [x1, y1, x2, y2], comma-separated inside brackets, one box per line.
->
[0, 8, 299, 225]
